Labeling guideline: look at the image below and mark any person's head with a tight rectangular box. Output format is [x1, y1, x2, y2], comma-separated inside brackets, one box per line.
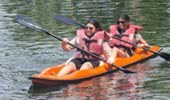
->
[117, 14, 130, 31]
[85, 19, 102, 37]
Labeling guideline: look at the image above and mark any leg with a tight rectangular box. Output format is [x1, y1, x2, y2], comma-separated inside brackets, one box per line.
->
[112, 47, 127, 57]
[80, 60, 100, 70]
[80, 62, 93, 70]
[57, 62, 77, 76]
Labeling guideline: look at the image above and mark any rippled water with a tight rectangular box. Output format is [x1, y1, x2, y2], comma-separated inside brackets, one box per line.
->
[0, 0, 170, 100]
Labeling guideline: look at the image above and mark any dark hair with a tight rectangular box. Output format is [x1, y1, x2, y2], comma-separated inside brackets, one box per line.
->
[117, 14, 130, 23]
[87, 19, 102, 31]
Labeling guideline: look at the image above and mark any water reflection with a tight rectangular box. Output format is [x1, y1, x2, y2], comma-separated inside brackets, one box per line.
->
[28, 62, 155, 100]
[61, 63, 154, 100]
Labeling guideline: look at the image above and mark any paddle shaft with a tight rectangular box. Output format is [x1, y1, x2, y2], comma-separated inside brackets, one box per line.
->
[45, 31, 133, 73]
[112, 36, 164, 56]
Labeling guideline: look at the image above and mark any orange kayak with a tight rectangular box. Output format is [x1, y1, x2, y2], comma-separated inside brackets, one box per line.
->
[29, 46, 161, 87]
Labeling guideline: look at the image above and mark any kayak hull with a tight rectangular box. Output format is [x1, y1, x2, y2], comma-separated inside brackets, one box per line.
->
[29, 46, 161, 87]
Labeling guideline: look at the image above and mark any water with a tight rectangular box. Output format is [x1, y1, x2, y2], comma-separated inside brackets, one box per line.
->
[0, 0, 170, 100]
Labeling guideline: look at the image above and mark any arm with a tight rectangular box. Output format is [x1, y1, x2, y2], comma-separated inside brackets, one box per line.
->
[103, 42, 115, 64]
[136, 33, 150, 47]
[61, 37, 76, 51]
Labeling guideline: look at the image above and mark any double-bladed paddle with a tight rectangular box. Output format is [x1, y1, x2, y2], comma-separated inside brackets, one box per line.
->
[15, 15, 135, 74]
[112, 36, 170, 61]
[53, 14, 170, 61]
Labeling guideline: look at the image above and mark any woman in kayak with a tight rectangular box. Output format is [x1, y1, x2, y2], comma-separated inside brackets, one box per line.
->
[109, 14, 150, 57]
[57, 19, 114, 76]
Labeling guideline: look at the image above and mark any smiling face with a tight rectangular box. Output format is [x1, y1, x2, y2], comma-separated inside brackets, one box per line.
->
[85, 23, 96, 36]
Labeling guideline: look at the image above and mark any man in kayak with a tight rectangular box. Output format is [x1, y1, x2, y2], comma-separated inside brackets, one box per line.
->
[57, 20, 115, 76]
[109, 14, 150, 57]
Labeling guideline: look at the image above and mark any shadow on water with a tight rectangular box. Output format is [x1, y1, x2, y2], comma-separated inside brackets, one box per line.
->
[28, 85, 66, 94]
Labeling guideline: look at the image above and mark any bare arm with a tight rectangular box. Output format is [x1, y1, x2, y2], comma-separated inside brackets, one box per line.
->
[61, 37, 76, 51]
[103, 42, 115, 64]
[136, 33, 150, 47]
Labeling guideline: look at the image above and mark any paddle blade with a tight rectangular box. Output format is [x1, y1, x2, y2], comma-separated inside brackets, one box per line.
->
[53, 14, 86, 28]
[15, 15, 46, 33]
[159, 52, 170, 61]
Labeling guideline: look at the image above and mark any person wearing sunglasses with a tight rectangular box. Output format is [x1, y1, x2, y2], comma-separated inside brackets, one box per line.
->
[109, 14, 150, 57]
[57, 19, 114, 76]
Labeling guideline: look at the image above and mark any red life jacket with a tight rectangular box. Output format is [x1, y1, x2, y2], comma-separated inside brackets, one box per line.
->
[74, 29, 106, 59]
[109, 24, 143, 49]
[75, 29, 105, 59]
[131, 24, 143, 32]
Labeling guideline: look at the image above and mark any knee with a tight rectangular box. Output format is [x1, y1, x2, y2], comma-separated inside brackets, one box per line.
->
[57, 62, 77, 76]
[80, 62, 93, 70]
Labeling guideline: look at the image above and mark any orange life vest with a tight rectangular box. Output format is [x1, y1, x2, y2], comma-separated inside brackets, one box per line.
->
[75, 29, 106, 59]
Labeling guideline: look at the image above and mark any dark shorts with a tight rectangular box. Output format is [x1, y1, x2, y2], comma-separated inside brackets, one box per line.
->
[70, 58, 100, 69]
[111, 45, 134, 56]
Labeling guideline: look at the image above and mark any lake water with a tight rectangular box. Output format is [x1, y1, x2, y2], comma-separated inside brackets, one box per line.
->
[0, 0, 170, 100]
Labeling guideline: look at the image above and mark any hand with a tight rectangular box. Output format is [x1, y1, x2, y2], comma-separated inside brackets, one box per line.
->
[137, 43, 150, 48]
[107, 56, 115, 65]
[62, 38, 70, 51]
[137, 44, 144, 47]
[62, 38, 69, 44]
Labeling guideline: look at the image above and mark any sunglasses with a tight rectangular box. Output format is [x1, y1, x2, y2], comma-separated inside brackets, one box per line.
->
[86, 26, 94, 30]
[117, 21, 125, 24]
